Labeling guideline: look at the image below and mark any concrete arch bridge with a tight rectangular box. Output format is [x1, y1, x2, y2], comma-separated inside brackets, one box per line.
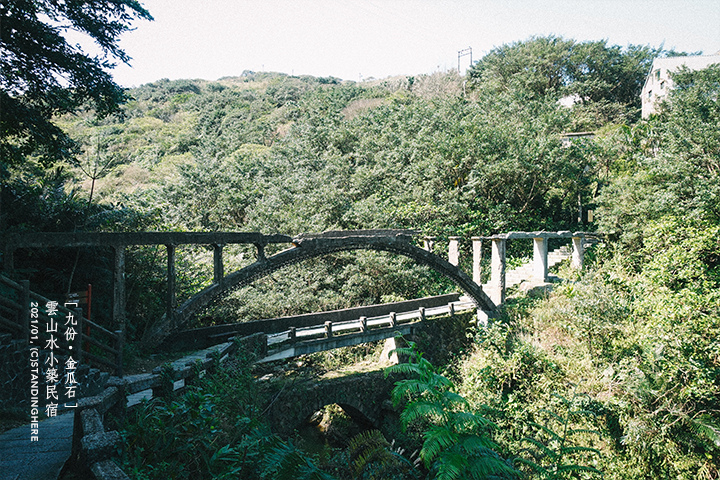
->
[2, 229, 596, 355]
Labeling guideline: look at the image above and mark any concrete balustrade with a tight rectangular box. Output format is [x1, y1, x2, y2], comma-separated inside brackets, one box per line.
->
[442, 231, 597, 307]
[472, 237, 483, 284]
[448, 236, 460, 266]
[490, 238, 507, 305]
[533, 237, 549, 282]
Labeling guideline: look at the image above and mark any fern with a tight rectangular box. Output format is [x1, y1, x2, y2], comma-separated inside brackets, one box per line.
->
[348, 429, 419, 479]
[386, 339, 520, 479]
[517, 387, 604, 479]
[259, 436, 336, 480]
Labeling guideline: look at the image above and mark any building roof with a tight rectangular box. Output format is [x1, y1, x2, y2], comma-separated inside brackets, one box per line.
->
[649, 54, 720, 75]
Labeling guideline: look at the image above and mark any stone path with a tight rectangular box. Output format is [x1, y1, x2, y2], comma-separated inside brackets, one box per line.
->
[0, 412, 74, 480]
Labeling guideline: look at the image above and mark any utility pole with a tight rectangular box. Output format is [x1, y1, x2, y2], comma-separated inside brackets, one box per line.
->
[458, 47, 472, 73]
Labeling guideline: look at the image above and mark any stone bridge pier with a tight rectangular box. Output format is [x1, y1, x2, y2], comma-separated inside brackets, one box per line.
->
[262, 370, 398, 436]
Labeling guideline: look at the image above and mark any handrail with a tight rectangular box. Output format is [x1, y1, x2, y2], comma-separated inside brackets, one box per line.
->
[0, 274, 123, 375]
[69, 335, 263, 479]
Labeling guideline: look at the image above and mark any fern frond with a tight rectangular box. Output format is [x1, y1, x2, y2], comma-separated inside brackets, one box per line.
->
[521, 436, 561, 461]
[450, 410, 495, 431]
[538, 408, 566, 425]
[401, 400, 446, 426]
[421, 425, 458, 463]
[690, 414, 720, 447]
[433, 452, 467, 480]
[530, 422, 564, 444]
[391, 379, 433, 405]
[457, 432, 498, 453]
[571, 409, 599, 418]
[440, 390, 469, 407]
[465, 453, 519, 479]
[515, 457, 552, 476]
[550, 392, 572, 408]
[556, 463, 604, 476]
[559, 445, 603, 457]
[386, 363, 426, 378]
[348, 429, 389, 462]
[565, 427, 603, 438]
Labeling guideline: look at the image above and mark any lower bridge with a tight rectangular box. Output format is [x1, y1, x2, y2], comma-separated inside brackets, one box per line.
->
[261, 368, 399, 436]
[162, 292, 476, 362]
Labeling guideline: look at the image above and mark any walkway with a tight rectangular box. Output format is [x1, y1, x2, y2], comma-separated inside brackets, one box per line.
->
[0, 412, 74, 480]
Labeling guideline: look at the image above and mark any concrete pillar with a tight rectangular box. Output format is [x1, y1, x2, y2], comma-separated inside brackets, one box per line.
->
[476, 310, 490, 327]
[166, 244, 176, 327]
[213, 244, 224, 284]
[423, 237, 436, 252]
[113, 246, 126, 331]
[472, 237, 482, 284]
[490, 238, 506, 305]
[533, 237, 549, 282]
[572, 236, 584, 270]
[448, 236, 460, 266]
[380, 337, 402, 365]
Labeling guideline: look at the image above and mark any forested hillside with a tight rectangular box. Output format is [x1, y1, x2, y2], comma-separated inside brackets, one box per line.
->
[2, 36, 718, 479]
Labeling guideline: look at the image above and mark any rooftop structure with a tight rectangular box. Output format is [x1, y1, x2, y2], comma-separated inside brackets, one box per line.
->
[641, 53, 720, 118]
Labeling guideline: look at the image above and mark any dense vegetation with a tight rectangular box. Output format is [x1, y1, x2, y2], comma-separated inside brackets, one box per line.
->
[2, 34, 718, 479]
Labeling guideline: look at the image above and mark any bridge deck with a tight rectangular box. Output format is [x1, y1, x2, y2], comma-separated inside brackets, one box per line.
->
[258, 298, 476, 362]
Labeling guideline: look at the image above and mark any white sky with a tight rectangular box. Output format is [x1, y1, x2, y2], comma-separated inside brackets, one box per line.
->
[103, 0, 720, 87]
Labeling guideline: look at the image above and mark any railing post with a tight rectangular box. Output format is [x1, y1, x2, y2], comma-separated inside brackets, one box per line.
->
[324, 321, 333, 338]
[448, 302, 455, 317]
[472, 237, 483, 284]
[288, 327, 296, 343]
[255, 243, 266, 262]
[572, 235, 584, 270]
[113, 246, 126, 332]
[389, 312, 397, 328]
[166, 244, 176, 328]
[21, 280, 30, 345]
[115, 329, 124, 377]
[490, 238, 506, 305]
[448, 236, 460, 266]
[213, 244, 224, 284]
[533, 236, 549, 282]
[359, 317, 367, 332]
[419, 307, 426, 322]
[423, 236, 436, 252]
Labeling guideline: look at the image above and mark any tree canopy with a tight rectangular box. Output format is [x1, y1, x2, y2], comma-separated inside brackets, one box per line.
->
[0, 0, 152, 167]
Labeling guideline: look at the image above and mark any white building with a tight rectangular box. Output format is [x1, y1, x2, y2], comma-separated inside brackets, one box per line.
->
[641, 53, 720, 119]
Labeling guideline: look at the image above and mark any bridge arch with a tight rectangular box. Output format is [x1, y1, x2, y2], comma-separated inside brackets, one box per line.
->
[266, 370, 396, 435]
[173, 233, 495, 330]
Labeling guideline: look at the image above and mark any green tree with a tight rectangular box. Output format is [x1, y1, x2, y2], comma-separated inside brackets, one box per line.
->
[0, 0, 152, 167]
[387, 341, 518, 480]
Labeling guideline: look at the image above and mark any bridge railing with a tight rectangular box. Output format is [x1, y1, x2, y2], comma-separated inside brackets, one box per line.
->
[0, 274, 123, 376]
[421, 231, 601, 305]
[258, 298, 476, 362]
[69, 334, 264, 480]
